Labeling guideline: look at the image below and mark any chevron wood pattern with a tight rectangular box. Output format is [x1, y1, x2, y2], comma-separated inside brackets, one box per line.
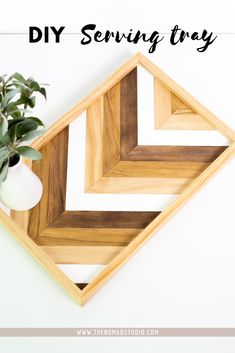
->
[85, 67, 227, 194]
[5, 53, 235, 305]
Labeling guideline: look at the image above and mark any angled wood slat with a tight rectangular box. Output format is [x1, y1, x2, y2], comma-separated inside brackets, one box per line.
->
[154, 80, 214, 130]
[88, 176, 192, 194]
[25, 125, 161, 255]
[103, 83, 120, 174]
[27, 135, 160, 247]
[105, 161, 209, 178]
[127, 146, 227, 162]
[5, 53, 235, 305]
[85, 68, 227, 194]
[85, 97, 104, 190]
[120, 67, 138, 157]
[49, 211, 159, 229]
[38, 228, 140, 246]
[41, 245, 125, 264]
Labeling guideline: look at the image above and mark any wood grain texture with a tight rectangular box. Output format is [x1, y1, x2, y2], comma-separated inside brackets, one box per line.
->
[88, 177, 192, 194]
[85, 98, 104, 190]
[127, 146, 227, 162]
[28, 127, 69, 239]
[41, 245, 125, 264]
[10, 210, 29, 233]
[38, 227, 141, 246]
[162, 114, 214, 130]
[84, 58, 227, 195]
[120, 68, 138, 158]
[49, 211, 159, 229]
[105, 161, 209, 178]
[102, 83, 120, 174]
[6, 53, 235, 306]
[154, 78, 171, 128]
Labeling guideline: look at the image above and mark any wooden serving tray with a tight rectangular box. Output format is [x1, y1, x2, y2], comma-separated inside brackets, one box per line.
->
[1, 53, 235, 305]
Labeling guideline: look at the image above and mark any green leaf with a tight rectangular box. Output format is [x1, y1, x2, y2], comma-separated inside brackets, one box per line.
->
[0, 116, 8, 137]
[14, 96, 31, 106]
[8, 124, 17, 142]
[16, 119, 38, 137]
[0, 146, 10, 163]
[28, 117, 45, 127]
[28, 96, 36, 108]
[11, 111, 22, 119]
[0, 160, 9, 182]
[0, 133, 11, 146]
[11, 80, 29, 89]
[16, 146, 42, 160]
[20, 129, 44, 142]
[29, 80, 40, 91]
[1, 89, 19, 108]
[39, 87, 47, 100]
[10, 72, 28, 84]
[8, 117, 25, 127]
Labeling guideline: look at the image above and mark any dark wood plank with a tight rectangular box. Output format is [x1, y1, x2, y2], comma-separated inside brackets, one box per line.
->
[76, 283, 88, 290]
[50, 211, 160, 229]
[126, 145, 227, 162]
[120, 68, 138, 158]
[28, 127, 68, 239]
[103, 83, 120, 174]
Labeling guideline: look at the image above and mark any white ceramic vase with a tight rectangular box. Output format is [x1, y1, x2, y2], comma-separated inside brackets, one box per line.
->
[0, 157, 43, 211]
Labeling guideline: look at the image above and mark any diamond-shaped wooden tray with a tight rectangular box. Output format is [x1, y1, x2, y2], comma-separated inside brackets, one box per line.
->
[2, 53, 235, 305]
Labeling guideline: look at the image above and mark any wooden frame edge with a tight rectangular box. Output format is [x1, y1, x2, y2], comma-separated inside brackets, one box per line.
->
[80, 142, 235, 304]
[0, 209, 83, 305]
[138, 53, 235, 141]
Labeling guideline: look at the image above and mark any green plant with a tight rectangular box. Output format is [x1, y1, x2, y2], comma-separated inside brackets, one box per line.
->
[0, 72, 47, 181]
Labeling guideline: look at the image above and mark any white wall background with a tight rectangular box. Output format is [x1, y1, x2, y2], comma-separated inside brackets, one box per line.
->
[1, 0, 235, 352]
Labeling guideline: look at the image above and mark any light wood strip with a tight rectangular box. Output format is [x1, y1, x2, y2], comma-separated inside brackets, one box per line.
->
[31, 54, 140, 151]
[89, 177, 192, 194]
[85, 98, 104, 190]
[81, 142, 235, 304]
[105, 161, 209, 178]
[161, 114, 214, 130]
[139, 53, 235, 140]
[10, 210, 29, 233]
[102, 83, 120, 173]
[154, 78, 171, 128]
[38, 228, 141, 246]
[41, 245, 125, 264]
